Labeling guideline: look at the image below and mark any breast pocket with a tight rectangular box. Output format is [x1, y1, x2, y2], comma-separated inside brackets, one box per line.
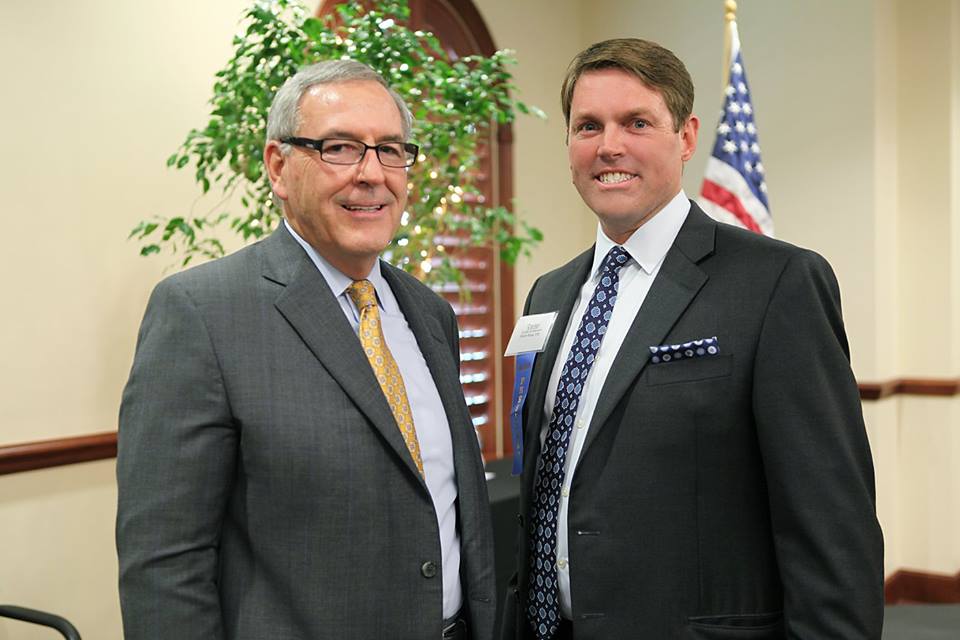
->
[646, 354, 733, 386]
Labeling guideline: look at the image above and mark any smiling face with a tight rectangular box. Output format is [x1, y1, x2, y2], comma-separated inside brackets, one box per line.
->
[264, 80, 408, 279]
[567, 67, 699, 243]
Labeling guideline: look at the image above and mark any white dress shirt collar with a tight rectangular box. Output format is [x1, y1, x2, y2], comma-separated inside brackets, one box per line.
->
[591, 189, 691, 277]
[283, 219, 397, 314]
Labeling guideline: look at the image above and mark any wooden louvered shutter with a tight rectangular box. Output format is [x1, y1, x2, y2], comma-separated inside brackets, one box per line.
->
[318, 0, 516, 460]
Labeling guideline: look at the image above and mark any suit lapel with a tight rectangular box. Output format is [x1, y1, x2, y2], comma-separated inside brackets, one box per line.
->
[521, 250, 594, 498]
[381, 264, 476, 470]
[264, 227, 426, 485]
[580, 205, 717, 456]
[385, 264, 498, 597]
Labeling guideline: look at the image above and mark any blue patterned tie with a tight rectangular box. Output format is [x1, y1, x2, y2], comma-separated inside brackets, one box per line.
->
[527, 245, 630, 639]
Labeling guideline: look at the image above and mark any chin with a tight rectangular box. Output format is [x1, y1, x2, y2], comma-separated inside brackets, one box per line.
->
[352, 234, 396, 258]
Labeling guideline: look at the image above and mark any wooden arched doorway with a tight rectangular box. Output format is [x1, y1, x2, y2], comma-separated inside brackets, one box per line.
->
[318, 0, 516, 461]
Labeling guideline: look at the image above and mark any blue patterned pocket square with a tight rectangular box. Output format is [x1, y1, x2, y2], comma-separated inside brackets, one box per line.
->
[649, 336, 719, 364]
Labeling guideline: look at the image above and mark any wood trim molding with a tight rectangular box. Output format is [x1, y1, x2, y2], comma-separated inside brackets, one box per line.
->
[859, 377, 960, 401]
[0, 431, 116, 476]
[857, 380, 899, 401]
[885, 569, 960, 604]
[0, 376, 958, 475]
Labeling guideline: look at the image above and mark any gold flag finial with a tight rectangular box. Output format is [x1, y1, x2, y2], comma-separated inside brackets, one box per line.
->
[721, 1, 738, 88]
[724, 0, 737, 23]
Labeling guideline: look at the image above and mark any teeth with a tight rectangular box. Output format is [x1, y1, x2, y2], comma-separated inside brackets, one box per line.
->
[344, 205, 382, 212]
[598, 172, 635, 184]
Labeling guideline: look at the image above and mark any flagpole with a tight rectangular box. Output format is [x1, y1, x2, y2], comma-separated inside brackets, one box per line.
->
[722, 0, 737, 88]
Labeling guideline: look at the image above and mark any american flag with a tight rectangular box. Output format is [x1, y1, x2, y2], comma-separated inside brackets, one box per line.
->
[699, 22, 773, 236]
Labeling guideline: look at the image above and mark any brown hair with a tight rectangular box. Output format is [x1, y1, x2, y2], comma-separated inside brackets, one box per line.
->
[561, 38, 694, 132]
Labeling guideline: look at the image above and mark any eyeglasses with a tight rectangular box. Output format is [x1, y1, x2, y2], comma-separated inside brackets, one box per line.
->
[280, 137, 420, 168]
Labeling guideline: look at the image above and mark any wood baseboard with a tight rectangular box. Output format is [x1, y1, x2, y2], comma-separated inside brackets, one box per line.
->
[885, 569, 960, 604]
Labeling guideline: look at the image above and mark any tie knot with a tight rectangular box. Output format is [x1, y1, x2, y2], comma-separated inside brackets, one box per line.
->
[347, 279, 378, 310]
[601, 245, 630, 274]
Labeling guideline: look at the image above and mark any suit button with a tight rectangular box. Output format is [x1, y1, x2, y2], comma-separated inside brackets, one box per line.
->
[517, 513, 525, 528]
[421, 561, 438, 578]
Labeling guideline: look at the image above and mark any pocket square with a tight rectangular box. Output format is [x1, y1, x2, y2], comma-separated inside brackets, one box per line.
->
[649, 336, 719, 364]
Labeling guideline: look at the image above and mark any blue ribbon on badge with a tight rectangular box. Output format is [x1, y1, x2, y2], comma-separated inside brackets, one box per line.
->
[509, 351, 536, 476]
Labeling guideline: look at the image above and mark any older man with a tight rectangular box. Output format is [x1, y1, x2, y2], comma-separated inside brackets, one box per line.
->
[118, 60, 494, 640]
[501, 39, 883, 639]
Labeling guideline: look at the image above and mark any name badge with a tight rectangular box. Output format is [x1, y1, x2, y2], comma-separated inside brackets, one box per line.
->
[504, 312, 558, 356]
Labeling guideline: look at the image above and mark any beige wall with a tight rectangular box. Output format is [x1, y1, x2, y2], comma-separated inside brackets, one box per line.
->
[0, 460, 116, 640]
[1, 0, 959, 638]
[1, 0, 252, 445]
[472, 0, 592, 306]
[0, 0, 254, 636]
[891, 0, 960, 576]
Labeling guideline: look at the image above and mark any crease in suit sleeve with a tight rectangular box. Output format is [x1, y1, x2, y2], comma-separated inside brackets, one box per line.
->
[751, 250, 884, 639]
[117, 277, 237, 640]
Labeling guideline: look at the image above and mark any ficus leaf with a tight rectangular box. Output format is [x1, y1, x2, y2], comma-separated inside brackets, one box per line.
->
[130, 0, 542, 285]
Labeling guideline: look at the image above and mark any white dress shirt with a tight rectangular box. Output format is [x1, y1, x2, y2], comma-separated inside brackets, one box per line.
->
[541, 191, 690, 619]
[286, 221, 463, 619]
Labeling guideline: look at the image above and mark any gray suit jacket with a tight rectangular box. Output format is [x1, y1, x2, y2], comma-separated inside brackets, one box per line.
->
[501, 204, 883, 639]
[117, 224, 495, 640]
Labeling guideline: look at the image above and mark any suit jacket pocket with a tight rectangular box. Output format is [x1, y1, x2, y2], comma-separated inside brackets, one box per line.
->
[681, 611, 783, 640]
[646, 354, 733, 386]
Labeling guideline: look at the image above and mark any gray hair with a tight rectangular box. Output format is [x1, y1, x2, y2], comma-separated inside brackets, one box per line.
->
[266, 59, 414, 144]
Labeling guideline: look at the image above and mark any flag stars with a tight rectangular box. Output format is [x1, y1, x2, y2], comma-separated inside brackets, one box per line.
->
[723, 140, 738, 153]
[718, 122, 731, 135]
[744, 161, 753, 173]
[734, 121, 746, 133]
[738, 82, 747, 94]
[732, 62, 743, 74]
[742, 103, 753, 115]
[760, 182, 768, 193]
[756, 162, 765, 174]
[751, 142, 761, 154]
[728, 102, 742, 115]
[747, 123, 757, 135]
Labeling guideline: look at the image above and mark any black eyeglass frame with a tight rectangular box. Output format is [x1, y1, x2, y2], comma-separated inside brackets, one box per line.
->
[280, 137, 420, 168]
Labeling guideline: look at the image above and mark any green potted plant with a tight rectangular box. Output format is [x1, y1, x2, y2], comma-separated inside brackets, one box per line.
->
[130, 0, 542, 286]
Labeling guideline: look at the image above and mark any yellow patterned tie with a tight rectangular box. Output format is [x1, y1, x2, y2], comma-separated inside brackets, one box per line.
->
[346, 280, 425, 478]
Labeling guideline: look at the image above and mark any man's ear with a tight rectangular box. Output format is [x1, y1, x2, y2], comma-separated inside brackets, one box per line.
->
[264, 140, 289, 201]
[680, 115, 699, 162]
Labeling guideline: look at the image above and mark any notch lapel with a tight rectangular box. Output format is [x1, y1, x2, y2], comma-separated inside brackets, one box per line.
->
[385, 264, 498, 597]
[264, 227, 426, 485]
[381, 264, 475, 462]
[580, 205, 717, 456]
[520, 250, 594, 497]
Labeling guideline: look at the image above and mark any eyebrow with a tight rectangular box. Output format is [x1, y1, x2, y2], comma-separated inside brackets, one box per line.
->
[571, 108, 660, 124]
[321, 129, 405, 143]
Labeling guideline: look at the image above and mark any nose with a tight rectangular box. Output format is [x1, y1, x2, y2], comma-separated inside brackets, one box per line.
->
[355, 147, 387, 185]
[597, 128, 625, 159]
